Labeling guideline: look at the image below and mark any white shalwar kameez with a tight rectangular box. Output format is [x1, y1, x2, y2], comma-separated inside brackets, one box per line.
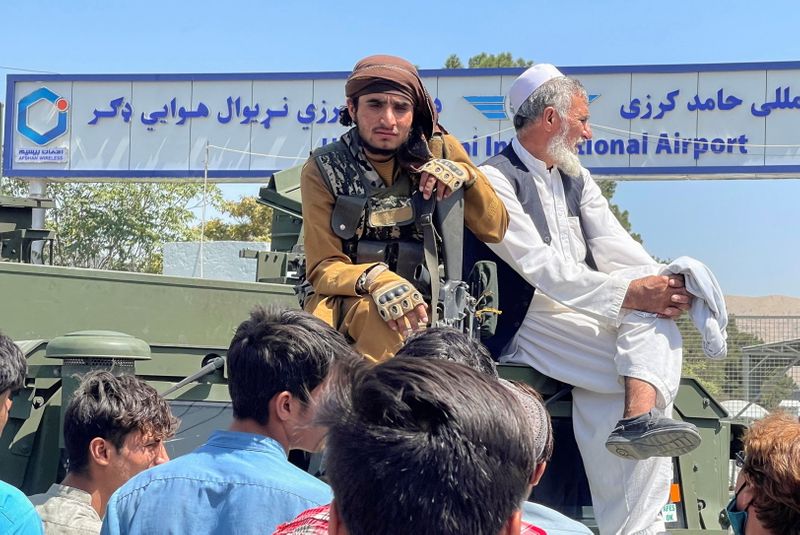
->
[480, 137, 683, 535]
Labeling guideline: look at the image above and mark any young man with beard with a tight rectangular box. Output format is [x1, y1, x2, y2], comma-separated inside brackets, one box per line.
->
[300, 54, 508, 362]
[474, 64, 700, 534]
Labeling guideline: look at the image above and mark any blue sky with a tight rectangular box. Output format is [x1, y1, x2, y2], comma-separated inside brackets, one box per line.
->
[2, 0, 799, 297]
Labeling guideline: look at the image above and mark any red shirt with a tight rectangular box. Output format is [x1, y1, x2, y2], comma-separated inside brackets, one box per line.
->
[273, 504, 548, 534]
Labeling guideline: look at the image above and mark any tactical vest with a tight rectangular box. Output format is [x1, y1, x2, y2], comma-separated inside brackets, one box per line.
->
[464, 143, 597, 357]
[312, 132, 430, 292]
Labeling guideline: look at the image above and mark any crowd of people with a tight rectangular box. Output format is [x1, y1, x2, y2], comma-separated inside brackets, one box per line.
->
[0, 54, 797, 534]
[2, 309, 799, 535]
[0, 315, 599, 535]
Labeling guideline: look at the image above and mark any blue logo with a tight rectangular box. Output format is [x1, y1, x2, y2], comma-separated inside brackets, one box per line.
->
[17, 87, 70, 146]
[464, 94, 601, 120]
[464, 96, 507, 120]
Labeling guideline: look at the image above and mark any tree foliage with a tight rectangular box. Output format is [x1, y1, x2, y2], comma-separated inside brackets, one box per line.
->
[678, 315, 797, 411]
[0, 178, 219, 273]
[759, 376, 796, 411]
[444, 52, 533, 69]
[1, 178, 275, 273]
[444, 54, 464, 69]
[201, 196, 273, 242]
[470, 52, 533, 68]
[0, 177, 27, 197]
[48, 182, 218, 273]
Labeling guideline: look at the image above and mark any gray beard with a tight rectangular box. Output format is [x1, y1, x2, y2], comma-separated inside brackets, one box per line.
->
[548, 128, 584, 177]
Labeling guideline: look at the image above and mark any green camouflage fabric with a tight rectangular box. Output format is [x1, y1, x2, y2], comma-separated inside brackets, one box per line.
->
[366, 194, 414, 227]
[312, 128, 424, 260]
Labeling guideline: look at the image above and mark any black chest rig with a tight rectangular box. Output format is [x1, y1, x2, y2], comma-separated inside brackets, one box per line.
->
[312, 129, 429, 292]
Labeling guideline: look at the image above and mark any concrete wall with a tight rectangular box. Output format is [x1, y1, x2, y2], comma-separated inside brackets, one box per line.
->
[163, 241, 270, 282]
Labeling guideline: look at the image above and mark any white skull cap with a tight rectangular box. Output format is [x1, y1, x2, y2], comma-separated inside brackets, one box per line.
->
[508, 63, 564, 118]
[498, 379, 550, 461]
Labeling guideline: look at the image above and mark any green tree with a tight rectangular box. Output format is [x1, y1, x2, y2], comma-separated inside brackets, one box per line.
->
[760, 375, 796, 411]
[680, 315, 764, 400]
[49, 182, 220, 273]
[444, 54, 464, 69]
[469, 52, 532, 68]
[201, 196, 273, 242]
[0, 177, 27, 197]
[0, 178, 219, 273]
[444, 52, 533, 69]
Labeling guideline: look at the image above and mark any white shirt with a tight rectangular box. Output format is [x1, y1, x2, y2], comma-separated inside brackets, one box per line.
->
[482, 139, 681, 535]
[480, 137, 658, 324]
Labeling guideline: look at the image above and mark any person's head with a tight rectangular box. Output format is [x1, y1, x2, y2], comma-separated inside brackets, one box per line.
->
[727, 412, 800, 535]
[340, 54, 437, 163]
[508, 63, 591, 176]
[227, 305, 358, 452]
[396, 326, 498, 378]
[63, 371, 177, 492]
[0, 333, 26, 435]
[503, 380, 554, 488]
[320, 358, 536, 535]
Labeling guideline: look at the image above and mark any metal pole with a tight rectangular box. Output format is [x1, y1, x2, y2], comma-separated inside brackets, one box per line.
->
[28, 179, 47, 264]
[199, 142, 208, 278]
[160, 356, 224, 397]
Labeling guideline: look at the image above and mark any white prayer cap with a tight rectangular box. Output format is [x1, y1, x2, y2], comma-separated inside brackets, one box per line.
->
[507, 63, 564, 118]
[499, 379, 550, 461]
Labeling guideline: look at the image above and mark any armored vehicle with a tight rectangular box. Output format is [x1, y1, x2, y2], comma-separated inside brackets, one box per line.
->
[0, 172, 742, 533]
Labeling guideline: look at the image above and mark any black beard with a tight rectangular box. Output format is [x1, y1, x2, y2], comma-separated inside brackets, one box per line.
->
[360, 138, 400, 158]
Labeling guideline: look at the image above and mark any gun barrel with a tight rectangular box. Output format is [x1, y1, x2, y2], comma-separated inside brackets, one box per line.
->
[161, 356, 225, 397]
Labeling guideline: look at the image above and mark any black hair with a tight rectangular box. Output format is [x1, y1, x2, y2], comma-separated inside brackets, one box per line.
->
[226, 305, 356, 425]
[64, 371, 178, 474]
[396, 327, 497, 378]
[0, 332, 26, 394]
[319, 358, 535, 535]
[339, 98, 356, 127]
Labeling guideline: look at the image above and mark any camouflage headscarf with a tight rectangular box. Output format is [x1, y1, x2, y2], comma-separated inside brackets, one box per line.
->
[345, 55, 441, 169]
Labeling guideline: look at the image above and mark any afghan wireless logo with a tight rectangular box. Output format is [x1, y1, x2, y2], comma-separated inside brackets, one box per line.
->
[464, 94, 601, 120]
[17, 87, 70, 145]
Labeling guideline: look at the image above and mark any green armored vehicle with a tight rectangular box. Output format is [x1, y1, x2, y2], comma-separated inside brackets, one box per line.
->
[0, 177, 742, 533]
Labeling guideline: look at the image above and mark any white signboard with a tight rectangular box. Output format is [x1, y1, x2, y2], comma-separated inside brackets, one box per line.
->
[5, 62, 800, 181]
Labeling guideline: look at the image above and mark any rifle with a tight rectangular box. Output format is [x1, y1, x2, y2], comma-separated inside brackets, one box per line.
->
[425, 187, 498, 338]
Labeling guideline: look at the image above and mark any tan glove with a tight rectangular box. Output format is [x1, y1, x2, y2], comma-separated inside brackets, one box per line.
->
[416, 158, 475, 192]
[363, 264, 426, 323]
